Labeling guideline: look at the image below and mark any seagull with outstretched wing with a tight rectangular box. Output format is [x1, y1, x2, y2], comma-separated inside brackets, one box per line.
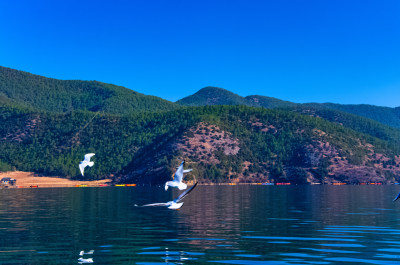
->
[78, 257, 93, 264]
[79, 153, 95, 176]
[165, 160, 193, 190]
[137, 182, 198, 210]
[79, 250, 94, 256]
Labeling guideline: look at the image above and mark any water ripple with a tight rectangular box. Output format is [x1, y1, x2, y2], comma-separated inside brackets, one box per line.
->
[243, 236, 356, 242]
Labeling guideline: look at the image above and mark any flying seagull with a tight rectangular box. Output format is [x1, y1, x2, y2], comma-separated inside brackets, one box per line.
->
[78, 257, 93, 264]
[79, 153, 95, 176]
[138, 182, 198, 210]
[393, 191, 400, 202]
[165, 160, 193, 190]
[79, 250, 94, 256]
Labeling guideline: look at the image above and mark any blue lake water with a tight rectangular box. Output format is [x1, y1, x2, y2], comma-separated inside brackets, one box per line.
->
[1, 185, 400, 264]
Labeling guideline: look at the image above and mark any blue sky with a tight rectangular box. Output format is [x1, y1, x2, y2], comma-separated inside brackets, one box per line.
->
[0, 0, 399, 107]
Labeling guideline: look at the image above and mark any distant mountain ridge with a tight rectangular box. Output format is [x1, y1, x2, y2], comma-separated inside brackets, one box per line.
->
[176, 86, 249, 106]
[306, 103, 400, 129]
[0, 66, 179, 114]
[245, 95, 297, 109]
[2, 66, 399, 128]
[177, 86, 400, 128]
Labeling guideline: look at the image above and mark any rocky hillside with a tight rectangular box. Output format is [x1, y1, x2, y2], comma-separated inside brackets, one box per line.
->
[116, 106, 400, 185]
[1, 102, 399, 184]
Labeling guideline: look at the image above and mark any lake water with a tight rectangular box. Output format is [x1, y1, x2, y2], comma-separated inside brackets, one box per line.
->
[1, 185, 400, 264]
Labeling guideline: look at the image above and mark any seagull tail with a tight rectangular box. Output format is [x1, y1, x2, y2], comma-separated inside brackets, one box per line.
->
[88, 161, 94, 167]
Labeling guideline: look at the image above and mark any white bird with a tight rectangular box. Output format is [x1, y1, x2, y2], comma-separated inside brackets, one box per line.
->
[165, 160, 193, 190]
[138, 182, 198, 210]
[78, 257, 93, 264]
[79, 153, 95, 176]
[79, 250, 94, 256]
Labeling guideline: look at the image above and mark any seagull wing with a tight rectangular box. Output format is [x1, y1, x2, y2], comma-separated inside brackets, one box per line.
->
[78, 257, 93, 264]
[84, 153, 95, 162]
[393, 191, 400, 202]
[175, 182, 198, 203]
[140, 202, 169, 207]
[173, 161, 185, 183]
[79, 162, 86, 176]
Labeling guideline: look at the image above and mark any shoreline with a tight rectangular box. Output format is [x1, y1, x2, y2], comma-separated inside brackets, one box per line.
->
[0, 171, 111, 188]
[0, 171, 393, 189]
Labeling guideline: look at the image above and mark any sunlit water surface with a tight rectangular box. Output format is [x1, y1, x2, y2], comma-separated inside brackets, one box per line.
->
[1, 185, 400, 264]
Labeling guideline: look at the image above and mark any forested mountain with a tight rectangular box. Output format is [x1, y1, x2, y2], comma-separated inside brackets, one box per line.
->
[0, 66, 179, 114]
[177, 87, 400, 128]
[1, 66, 400, 184]
[2, 66, 399, 128]
[176, 86, 249, 106]
[245, 95, 297, 109]
[304, 103, 400, 129]
[0, 103, 399, 184]
[286, 106, 400, 145]
[176, 87, 296, 109]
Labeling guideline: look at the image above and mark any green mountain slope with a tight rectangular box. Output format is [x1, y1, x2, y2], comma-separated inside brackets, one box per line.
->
[0, 66, 179, 114]
[176, 86, 249, 106]
[289, 106, 400, 145]
[176, 86, 295, 109]
[177, 86, 400, 129]
[3, 66, 399, 128]
[303, 103, 400, 129]
[245, 95, 297, 108]
[1, 105, 399, 184]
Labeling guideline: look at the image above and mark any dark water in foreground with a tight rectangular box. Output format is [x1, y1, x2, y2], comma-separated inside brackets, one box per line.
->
[1, 185, 400, 264]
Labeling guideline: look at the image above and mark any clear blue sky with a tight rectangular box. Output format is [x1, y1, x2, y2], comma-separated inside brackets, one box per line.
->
[0, 0, 399, 107]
